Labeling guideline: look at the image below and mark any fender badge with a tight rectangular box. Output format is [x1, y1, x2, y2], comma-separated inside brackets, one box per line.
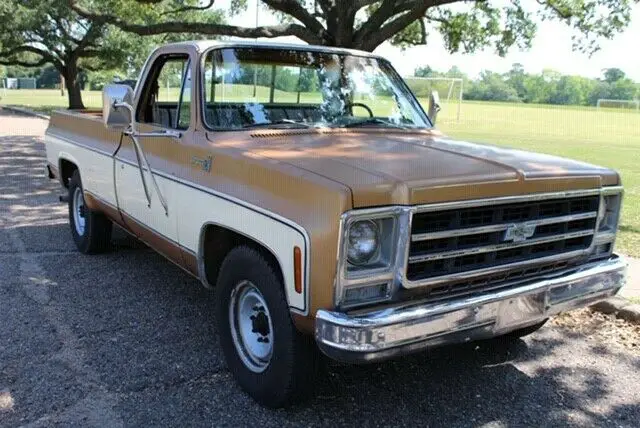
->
[191, 155, 213, 173]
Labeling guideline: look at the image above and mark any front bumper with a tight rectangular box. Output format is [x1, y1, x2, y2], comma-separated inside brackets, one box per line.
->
[315, 256, 626, 363]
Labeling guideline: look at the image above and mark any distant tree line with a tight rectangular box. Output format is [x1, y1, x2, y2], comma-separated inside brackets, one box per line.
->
[222, 64, 320, 93]
[413, 64, 640, 106]
[1, 64, 119, 91]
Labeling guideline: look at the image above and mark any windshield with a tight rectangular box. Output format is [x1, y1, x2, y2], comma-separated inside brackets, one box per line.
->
[201, 47, 430, 130]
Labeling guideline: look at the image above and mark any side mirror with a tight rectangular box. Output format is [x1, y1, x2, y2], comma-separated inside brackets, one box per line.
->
[103, 84, 134, 130]
[428, 90, 441, 125]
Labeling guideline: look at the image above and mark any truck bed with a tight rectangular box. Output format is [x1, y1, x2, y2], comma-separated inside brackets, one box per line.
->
[45, 109, 123, 206]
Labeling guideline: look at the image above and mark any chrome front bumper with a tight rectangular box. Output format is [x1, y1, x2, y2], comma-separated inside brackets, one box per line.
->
[315, 256, 626, 363]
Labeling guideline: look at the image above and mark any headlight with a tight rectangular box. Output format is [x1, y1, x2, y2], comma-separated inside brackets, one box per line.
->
[598, 193, 622, 233]
[347, 220, 379, 265]
[590, 189, 623, 260]
[336, 208, 407, 308]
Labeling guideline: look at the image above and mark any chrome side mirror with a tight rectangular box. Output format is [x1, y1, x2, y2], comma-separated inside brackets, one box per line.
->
[103, 84, 135, 130]
[428, 90, 441, 125]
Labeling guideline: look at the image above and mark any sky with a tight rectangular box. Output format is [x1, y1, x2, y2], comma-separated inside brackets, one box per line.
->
[215, 0, 640, 81]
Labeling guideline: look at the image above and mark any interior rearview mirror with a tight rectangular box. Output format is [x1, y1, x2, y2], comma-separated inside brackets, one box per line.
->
[103, 84, 135, 130]
[428, 90, 441, 125]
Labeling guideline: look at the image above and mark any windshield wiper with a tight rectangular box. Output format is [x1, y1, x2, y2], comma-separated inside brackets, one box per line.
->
[341, 118, 409, 129]
[243, 119, 311, 129]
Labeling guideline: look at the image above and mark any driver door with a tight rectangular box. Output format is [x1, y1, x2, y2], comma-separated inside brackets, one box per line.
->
[114, 53, 193, 261]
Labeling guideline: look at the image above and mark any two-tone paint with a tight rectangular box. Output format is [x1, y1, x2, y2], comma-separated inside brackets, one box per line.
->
[45, 40, 622, 333]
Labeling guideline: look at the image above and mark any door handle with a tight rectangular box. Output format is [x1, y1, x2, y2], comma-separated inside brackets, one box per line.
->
[126, 129, 182, 139]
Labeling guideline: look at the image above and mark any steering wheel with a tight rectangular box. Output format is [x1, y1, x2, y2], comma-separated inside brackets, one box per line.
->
[347, 102, 374, 118]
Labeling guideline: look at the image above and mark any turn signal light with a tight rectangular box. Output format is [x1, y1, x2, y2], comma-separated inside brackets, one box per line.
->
[294, 246, 302, 294]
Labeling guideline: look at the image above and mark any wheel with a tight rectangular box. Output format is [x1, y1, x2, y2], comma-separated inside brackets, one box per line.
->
[68, 170, 112, 254]
[499, 319, 548, 341]
[215, 246, 319, 408]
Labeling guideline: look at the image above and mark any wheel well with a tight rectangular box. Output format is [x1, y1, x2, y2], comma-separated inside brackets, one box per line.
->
[59, 159, 78, 188]
[201, 224, 284, 289]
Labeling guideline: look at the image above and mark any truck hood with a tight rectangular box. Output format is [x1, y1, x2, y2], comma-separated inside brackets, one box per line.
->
[224, 129, 619, 207]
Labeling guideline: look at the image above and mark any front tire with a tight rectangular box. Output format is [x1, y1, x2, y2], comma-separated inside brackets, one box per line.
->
[215, 246, 318, 408]
[68, 170, 112, 254]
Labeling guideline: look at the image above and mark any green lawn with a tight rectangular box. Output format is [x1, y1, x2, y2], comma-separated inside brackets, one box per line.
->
[436, 102, 640, 258]
[0, 89, 101, 112]
[2, 88, 639, 257]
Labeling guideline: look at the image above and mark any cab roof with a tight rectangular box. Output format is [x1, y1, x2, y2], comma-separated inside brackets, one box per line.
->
[161, 39, 385, 60]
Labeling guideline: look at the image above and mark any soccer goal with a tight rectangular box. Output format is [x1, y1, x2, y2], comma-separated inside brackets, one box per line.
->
[403, 77, 464, 122]
[596, 99, 640, 112]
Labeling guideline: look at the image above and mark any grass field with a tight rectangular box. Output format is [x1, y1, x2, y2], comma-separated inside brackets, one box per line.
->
[1, 88, 639, 257]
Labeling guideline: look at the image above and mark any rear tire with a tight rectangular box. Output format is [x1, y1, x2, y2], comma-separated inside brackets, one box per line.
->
[215, 246, 319, 408]
[68, 170, 112, 254]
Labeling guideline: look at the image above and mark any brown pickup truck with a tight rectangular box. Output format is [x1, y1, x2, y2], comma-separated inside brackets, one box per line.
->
[45, 41, 626, 407]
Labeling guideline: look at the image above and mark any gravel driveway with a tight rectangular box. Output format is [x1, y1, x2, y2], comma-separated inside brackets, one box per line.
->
[1, 109, 639, 427]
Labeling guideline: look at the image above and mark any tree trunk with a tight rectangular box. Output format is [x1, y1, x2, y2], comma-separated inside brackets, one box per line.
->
[323, 2, 358, 48]
[62, 62, 85, 110]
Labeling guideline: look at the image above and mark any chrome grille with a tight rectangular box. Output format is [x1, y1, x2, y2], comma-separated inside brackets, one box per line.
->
[406, 195, 600, 285]
[424, 261, 570, 302]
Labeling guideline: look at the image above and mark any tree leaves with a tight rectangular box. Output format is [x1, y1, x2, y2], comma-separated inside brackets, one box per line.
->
[64, 0, 637, 54]
[0, 0, 222, 107]
[538, 0, 634, 54]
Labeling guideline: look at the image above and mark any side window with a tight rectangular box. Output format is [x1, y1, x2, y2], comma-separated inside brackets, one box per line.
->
[177, 65, 191, 130]
[137, 55, 191, 130]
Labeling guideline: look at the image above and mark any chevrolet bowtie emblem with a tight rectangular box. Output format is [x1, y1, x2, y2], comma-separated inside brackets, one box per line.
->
[503, 223, 536, 243]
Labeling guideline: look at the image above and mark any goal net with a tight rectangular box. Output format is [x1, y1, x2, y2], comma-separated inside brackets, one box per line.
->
[403, 77, 464, 122]
[596, 99, 640, 111]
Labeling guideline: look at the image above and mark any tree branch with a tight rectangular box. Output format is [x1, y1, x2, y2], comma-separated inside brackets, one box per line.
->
[0, 44, 59, 68]
[360, 0, 462, 51]
[354, 0, 420, 45]
[354, 0, 387, 10]
[66, 0, 324, 45]
[75, 23, 101, 55]
[418, 18, 427, 44]
[0, 45, 56, 63]
[159, 0, 216, 16]
[261, 0, 327, 40]
[315, 0, 333, 13]
[50, 14, 82, 45]
[0, 57, 49, 67]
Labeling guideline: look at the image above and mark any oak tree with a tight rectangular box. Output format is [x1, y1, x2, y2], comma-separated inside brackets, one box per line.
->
[0, 0, 222, 109]
[69, 0, 637, 55]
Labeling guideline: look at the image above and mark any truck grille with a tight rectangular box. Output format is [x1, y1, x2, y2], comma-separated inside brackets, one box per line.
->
[406, 195, 600, 290]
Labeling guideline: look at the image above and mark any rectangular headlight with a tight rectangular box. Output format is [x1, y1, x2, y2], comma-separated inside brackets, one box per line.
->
[598, 193, 622, 233]
[590, 188, 623, 260]
[335, 207, 411, 308]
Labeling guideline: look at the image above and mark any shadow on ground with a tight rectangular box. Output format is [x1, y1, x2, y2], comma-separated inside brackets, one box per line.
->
[0, 135, 54, 201]
[3, 220, 638, 427]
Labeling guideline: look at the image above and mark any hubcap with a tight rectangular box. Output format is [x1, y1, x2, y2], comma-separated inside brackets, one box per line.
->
[72, 187, 86, 236]
[229, 281, 274, 373]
